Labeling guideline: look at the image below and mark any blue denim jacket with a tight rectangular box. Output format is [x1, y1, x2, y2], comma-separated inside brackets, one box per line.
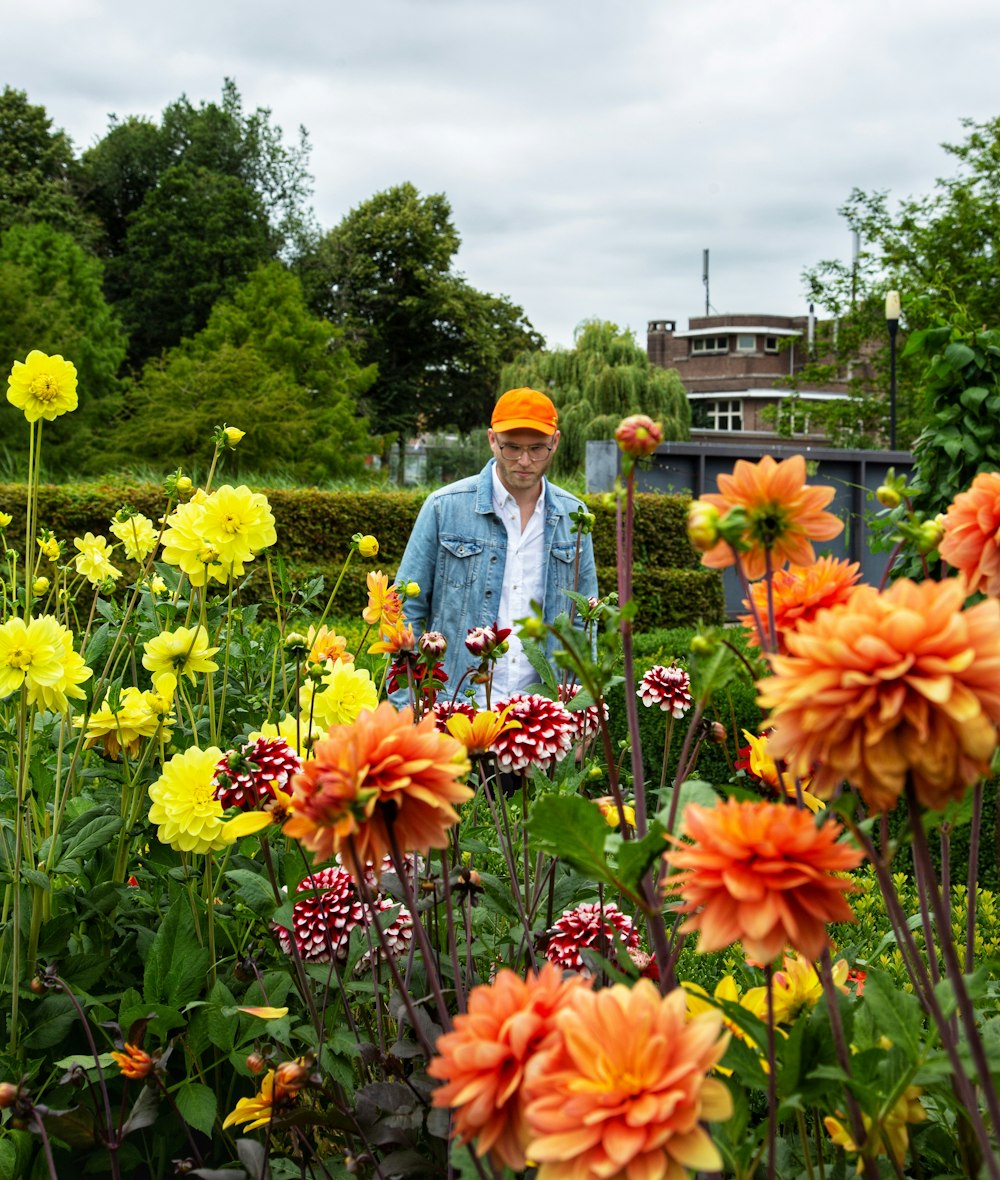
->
[395, 460, 598, 697]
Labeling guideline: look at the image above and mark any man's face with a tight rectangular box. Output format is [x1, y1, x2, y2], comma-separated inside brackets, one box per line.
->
[488, 427, 560, 495]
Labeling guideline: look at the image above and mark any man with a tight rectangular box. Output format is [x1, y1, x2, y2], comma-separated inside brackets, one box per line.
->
[396, 387, 598, 704]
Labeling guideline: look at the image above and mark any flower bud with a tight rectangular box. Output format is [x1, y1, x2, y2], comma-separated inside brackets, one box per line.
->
[687, 500, 721, 552]
[32, 576, 49, 596]
[519, 616, 546, 641]
[176, 476, 193, 494]
[357, 534, 379, 558]
[404, 581, 420, 598]
[0, 1082, 19, 1108]
[690, 633, 714, 656]
[465, 624, 498, 657]
[284, 632, 309, 654]
[418, 631, 447, 658]
[223, 426, 246, 448]
[875, 484, 901, 509]
[0, 512, 11, 528]
[246, 1052, 266, 1075]
[916, 518, 944, 555]
[614, 414, 663, 458]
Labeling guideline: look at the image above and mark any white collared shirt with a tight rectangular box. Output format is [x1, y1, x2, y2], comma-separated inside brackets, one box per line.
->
[489, 466, 546, 701]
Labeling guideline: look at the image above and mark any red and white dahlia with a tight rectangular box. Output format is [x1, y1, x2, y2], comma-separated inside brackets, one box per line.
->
[544, 901, 639, 974]
[491, 693, 575, 773]
[213, 737, 301, 810]
[637, 664, 693, 718]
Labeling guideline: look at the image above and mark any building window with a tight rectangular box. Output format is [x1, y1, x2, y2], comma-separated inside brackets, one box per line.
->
[736, 333, 756, 352]
[764, 335, 779, 353]
[691, 335, 729, 354]
[706, 400, 743, 431]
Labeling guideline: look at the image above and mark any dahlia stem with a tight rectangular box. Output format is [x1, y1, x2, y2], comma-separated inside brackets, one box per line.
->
[966, 780, 983, 972]
[479, 772, 538, 970]
[906, 783, 1000, 1157]
[657, 715, 675, 799]
[439, 852, 466, 1014]
[616, 467, 648, 835]
[765, 964, 777, 1180]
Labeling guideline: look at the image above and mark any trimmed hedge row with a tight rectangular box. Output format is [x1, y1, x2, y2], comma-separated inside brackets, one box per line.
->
[0, 480, 723, 630]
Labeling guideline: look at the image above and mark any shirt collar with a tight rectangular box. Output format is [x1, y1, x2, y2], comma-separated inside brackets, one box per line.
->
[491, 464, 546, 516]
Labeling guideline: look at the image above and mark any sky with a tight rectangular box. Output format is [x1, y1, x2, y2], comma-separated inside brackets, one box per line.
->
[7, 0, 1000, 350]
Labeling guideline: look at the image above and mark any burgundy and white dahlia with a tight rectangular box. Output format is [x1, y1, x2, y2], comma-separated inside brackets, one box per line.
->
[544, 901, 640, 974]
[356, 897, 414, 969]
[432, 699, 476, 733]
[637, 664, 693, 718]
[490, 692, 575, 772]
[213, 737, 301, 810]
[274, 866, 365, 963]
[558, 683, 608, 744]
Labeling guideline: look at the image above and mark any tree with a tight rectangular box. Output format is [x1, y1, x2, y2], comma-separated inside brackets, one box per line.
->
[802, 116, 1000, 448]
[299, 183, 541, 445]
[499, 319, 690, 476]
[0, 222, 126, 473]
[110, 263, 375, 482]
[0, 86, 97, 245]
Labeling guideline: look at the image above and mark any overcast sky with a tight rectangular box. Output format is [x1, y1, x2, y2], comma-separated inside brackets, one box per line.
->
[7, 0, 1000, 349]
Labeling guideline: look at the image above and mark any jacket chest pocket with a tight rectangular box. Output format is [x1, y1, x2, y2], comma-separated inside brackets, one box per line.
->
[439, 536, 486, 590]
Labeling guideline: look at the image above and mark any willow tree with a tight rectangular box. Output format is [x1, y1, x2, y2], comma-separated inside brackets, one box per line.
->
[499, 319, 689, 475]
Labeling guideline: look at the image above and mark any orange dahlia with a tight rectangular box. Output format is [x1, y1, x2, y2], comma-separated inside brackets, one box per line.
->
[663, 799, 863, 963]
[739, 556, 862, 651]
[522, 980, 732, 1180]
[759, 577, 1000, 812]
[363, 571, 403, 629]
[428, 964, 583, 1171]
[698, 454, 843, 581]
[283, 702, 472, 871]
[939, 470, 1000, 597]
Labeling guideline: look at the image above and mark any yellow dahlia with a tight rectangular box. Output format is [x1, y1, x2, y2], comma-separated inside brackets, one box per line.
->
[743, 951, 849, 1025]
[110, 512, 158, 562]
[159, 493, 226, 586]
[6, 350, 78, 422]
[299, 659, 379, 729]
[199, 484, 276, 574]
[523, 980, 732, 1180]
[142, 625, 219, 683]
[73, 533, 123, 586]
[0, 615, 92, 711]
[75, 685, 165, 759]
[760, 577, 1000, 812]
[444, 705, 520, 755]
[698, 454, 843, 581]
[284, 702, 472, 870]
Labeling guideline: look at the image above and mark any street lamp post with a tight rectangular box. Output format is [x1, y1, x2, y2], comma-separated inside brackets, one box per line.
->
[885, 290, 900, 450]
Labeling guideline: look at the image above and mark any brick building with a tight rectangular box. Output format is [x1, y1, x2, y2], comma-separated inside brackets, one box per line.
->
[647, 313, 850, 442]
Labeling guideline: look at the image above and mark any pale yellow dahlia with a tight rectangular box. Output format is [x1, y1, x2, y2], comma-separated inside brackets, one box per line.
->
[73, 533, 123, 585]
[299, 659, 379, 729]
[6, 350, 78, 422]
[160, 494, 225, 586]
[110, 512, 158, 562]
[142, 625, 219, 683]
[75, 685, 164, 759]
[148, 745, 230, 853]
[0, 615, 92, 711]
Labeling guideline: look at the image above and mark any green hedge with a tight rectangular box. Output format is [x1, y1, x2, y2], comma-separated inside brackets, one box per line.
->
[0, 480, 723, 630]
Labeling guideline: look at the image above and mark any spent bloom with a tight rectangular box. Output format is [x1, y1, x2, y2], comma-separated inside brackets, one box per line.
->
[637, 663, 693, 717]
[6, 350, 78, 422]
[428, 964, 584, 1172]
[37, 532, 62, 562]
[544, 901, 639, 975]
[73, 533, 123, 585]
[110, 1043, 155, 1080]
[222, 1063, 312, 1133]
[739, 556, 862, 652]
[142, 625, 219, 683]
[939, 470, 1000, 597]
[0, 615, 91, 711]
[110, 512, 158, 562]
[75, 685, 172, 759]
[760, 577, 1000, 812]
[614, 413, 663, 458]
[696, 454, 844, 581]
[523, 981, 732, 1180]
[284, 702, 472, 872]
[490, 693, 575, 773]
[663, 798, 863, 963]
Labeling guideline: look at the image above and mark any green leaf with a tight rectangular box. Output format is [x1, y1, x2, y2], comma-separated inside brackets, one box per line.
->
[943, 341, 975, 370]
[204, 979, 238, 1052]
[655, 779, 720, 820]
[225, 868, 278, 917]
[861, 967, 922, 1058]
[143, 896, 211, 1008]
[175, 1081, 217, 1137]
[56, 814, 122, 871]
[529, 794, 615, 888]
[615, 822, 667, 896]
[960, 384, 989, 408]
[22, 994, 77, 1050]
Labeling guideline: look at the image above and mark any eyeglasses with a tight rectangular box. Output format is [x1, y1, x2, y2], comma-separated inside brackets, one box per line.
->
[496, 442, 553, 461]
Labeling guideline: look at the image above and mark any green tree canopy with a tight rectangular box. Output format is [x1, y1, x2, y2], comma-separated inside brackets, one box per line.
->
[299, 182, 541, 440]
[0, 222, 126, 473]
[802, 116, 1000, 448]
[0, 86, 96, 245]
[110, 263, 375, 482]
[499, 319, 690, 475]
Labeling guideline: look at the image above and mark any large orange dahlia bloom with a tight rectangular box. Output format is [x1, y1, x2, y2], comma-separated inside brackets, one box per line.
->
[759, 577, 1000, 812]
[663, 799, 862, 963]
[939, 470, 1000, 597]
[739, 555, 861, 651]
[428, 964, 583, 1171]
[523, 980, 732, 1180]
[698, 454, 843, 581]
[283, 702, 472, 871]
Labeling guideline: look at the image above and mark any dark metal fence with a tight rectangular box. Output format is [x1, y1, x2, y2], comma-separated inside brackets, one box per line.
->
[586, 440, 915, 616]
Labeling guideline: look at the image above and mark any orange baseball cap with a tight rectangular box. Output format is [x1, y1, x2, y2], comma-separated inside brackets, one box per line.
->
[491, 387, 558, 434]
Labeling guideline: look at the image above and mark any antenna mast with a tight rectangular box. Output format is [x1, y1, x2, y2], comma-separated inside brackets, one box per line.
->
[702, 248, 710, 315]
